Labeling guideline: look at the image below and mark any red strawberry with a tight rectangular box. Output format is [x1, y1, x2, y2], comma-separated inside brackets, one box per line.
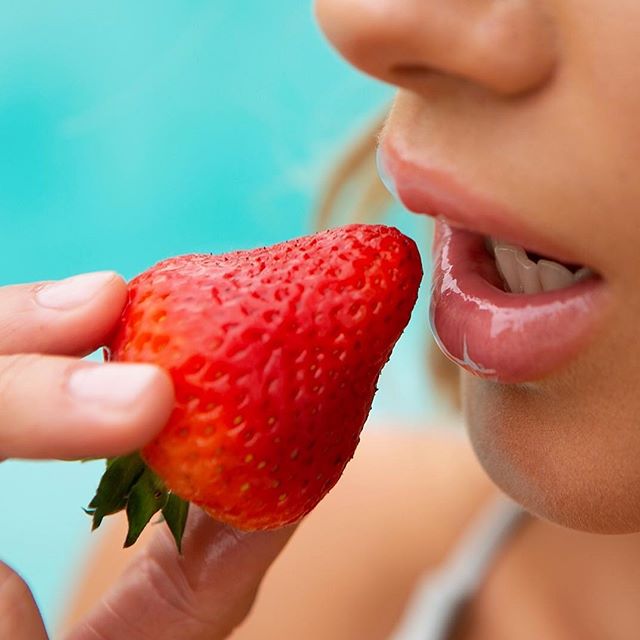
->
[87, 224, 422, 549]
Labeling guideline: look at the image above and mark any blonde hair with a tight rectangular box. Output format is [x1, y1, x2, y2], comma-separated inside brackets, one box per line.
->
[314, 111, 461, 407]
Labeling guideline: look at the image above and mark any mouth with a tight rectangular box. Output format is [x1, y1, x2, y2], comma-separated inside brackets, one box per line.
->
[486, 237, 594, 295]
[378, 142, 610, 383]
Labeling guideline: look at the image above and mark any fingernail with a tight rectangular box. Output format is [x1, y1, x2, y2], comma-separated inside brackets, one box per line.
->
[36, 272, 117, 310]
[68, 364, 161, 408]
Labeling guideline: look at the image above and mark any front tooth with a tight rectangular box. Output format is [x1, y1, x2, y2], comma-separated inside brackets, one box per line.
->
[515, 253, 541, 294]
[574, 267, 593, 283]
[538, 259, 574, 291]
[495, 244, 524, 293]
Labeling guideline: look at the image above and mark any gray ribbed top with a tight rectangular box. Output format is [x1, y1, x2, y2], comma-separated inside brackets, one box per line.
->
[389, 498, 526, 640]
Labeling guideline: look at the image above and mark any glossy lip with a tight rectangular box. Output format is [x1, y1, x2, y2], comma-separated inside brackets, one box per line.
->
[378, 141, 611, 383]
[430, 221, 608, 382]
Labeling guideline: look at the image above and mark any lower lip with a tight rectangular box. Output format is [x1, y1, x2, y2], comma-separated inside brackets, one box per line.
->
[430, 220, 609, 383]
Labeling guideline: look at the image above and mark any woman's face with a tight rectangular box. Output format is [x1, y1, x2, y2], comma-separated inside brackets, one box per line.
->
[316, 0, 640, 533]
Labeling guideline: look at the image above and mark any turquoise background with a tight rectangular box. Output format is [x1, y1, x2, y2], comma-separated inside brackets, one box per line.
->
[0, 2, 435, 631]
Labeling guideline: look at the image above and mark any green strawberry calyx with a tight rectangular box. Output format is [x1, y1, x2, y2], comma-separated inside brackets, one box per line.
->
[85, 453, 190, 552]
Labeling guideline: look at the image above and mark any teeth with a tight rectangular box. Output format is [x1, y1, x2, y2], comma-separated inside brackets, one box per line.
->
[514, 252, 542, 294]
[490, 237, 592, 294]
[537, 260, 574, 292]
[574, 267, 593, 283]
[494, 244, 525, 294]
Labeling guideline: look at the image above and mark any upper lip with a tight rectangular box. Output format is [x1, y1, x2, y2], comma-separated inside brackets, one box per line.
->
[379, 139, 591, 269]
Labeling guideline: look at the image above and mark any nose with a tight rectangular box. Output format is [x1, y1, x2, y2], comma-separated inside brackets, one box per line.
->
[315, 0, 557, 96]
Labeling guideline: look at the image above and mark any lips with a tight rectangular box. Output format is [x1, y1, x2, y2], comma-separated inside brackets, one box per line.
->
[378, 142, 610, 383]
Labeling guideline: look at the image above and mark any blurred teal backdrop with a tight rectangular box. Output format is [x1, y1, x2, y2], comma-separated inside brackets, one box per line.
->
[0, 1, 435, 631]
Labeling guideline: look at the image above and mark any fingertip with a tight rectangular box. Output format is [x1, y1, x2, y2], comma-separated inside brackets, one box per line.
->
[0, 355, 175, 460]
[59, 362, 175, 458]
[0, 272, 132, 357]
[123, 363, 176, 451]
[34, 271, 127, 312]
[175, 510, 298, 587]
[87, 363, 176, 455]
[80, 272, 129, 339]
[140, 365, 176, 439]
[102, 272, 129, 307]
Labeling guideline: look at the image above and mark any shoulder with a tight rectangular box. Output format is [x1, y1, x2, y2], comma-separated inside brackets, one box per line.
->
[232, 424, 500, 640]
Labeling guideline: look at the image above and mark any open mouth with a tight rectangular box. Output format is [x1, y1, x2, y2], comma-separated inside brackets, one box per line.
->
[486, 237, 595, 294]
[378, 143, 610, 383]
[431, 222, 608, 384]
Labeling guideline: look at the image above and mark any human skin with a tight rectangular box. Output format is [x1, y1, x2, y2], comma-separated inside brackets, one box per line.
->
[10, 1, 640, 636]
[0, 273, 294, 640]
[316, 0, 640, 534]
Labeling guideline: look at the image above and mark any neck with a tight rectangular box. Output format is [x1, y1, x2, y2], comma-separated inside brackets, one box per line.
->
[519, 516, 640, 640]
[452, 510, 640, 640]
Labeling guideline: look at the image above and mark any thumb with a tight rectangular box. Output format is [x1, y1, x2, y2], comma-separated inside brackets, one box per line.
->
[66, 508, 296, 640]
[0, 562, 48, 640]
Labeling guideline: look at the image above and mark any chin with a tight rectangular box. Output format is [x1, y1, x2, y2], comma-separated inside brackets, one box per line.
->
[462, 372, 640, 535]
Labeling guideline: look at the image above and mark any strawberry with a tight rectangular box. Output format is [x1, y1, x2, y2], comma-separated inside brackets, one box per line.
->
[87, 224, 422, 549]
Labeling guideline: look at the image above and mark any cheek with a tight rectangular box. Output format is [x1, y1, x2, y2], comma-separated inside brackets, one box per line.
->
[462, 360, 640, 534]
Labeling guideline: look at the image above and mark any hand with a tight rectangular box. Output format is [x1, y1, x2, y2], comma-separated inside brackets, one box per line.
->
[64, 512, 295, 640]
[0, 272, 294, 639]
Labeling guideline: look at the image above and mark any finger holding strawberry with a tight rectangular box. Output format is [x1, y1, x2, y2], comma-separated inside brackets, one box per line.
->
[0, 271, 174, 640]
[0, 223, 420, 640]
[62, 224, 420, 640]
